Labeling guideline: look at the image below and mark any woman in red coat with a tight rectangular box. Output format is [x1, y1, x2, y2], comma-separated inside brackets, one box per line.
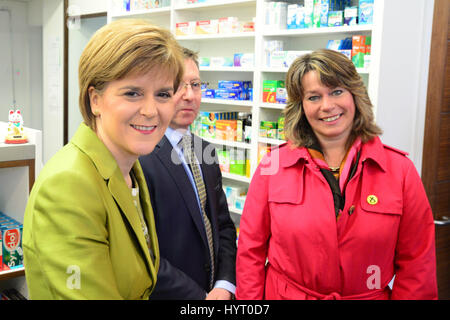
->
[236, 49, 437, 300]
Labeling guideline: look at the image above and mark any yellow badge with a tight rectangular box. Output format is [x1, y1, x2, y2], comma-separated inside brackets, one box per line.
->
[367, 195, 378, 205]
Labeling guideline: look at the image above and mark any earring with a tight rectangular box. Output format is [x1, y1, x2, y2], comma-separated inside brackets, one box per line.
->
[93, 110, 99, 116]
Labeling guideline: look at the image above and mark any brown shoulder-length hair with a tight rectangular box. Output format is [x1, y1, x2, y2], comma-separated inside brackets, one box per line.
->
[78, 19, 184, 131]
[284, 48, 382, 148]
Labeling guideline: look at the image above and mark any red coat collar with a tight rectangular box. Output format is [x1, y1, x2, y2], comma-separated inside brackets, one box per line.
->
[277, 136, 400, 173]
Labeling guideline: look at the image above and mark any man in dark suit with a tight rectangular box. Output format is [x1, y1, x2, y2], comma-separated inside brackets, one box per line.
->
[139, 48, 237, 299]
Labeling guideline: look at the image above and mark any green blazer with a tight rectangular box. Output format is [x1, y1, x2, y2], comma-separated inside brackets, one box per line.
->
[23, 123, 159, 299]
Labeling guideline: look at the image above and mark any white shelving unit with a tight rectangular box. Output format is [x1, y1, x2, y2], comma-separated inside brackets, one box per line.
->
[107, 0, 382, 218]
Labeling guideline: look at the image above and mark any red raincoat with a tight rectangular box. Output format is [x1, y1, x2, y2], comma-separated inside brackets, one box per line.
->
[236, 137, 437, 300]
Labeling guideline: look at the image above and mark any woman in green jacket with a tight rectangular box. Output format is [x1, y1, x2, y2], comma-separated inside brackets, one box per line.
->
[23, 19, 184, 299]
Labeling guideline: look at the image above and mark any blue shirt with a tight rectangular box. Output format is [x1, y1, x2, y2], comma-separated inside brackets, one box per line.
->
[165, 127, 236, 295]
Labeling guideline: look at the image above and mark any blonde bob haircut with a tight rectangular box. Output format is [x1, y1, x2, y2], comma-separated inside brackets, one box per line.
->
[78, 19, 184, 131]
[284, 48, 382, 148]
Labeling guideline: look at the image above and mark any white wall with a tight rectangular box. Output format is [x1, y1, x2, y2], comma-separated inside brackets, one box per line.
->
[68, 0, 107, 15]
[373, 0, 434, 173]
[42, 0, 64, 163]
[68, 15, 107, 141]
[0, 0, 43, 131]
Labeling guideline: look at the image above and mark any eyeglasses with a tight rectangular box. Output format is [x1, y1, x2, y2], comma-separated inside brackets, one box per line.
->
[181, 81, 202, 92]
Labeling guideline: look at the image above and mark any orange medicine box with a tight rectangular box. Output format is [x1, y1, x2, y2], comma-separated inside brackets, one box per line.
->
[215, 120, 237, 141]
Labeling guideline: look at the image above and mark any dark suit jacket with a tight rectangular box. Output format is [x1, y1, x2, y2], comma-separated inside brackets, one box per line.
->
[139, 134, 237, 299]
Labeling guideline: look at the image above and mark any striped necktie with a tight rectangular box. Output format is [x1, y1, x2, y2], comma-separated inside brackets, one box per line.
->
[181, 134, 215, 290]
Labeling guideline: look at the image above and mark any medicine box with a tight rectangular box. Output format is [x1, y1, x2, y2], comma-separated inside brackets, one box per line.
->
[328, 10, 343, 27]
[304, 0, 314, 28]
[235, 196, 246, 210]
[277, 117, 285, 140]
[260, 121, 278, 139]
[344, 6, 358, 26]
[196, 20, 219, 34]
[263, 80, 285, 103]
[0, 212, 23, 270]
[218, 17, 239, 34]
[229, 148, 246, 176]
[210, 57, 234, 67]
[233, 53, 254, 68]
[217, 149, 230, 173]
[359, 0, 374, 25]
[215, 120, 237, 141]
[176, 21, 196, 36]
[199, 57, 210, 67]
[352, 35, 366, 68]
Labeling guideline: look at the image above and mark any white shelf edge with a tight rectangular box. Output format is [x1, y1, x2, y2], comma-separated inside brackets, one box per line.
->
[176, 32, 255, 41]
[110, 7, 170, 19]
[228, 206, 243, 215]
[262, 67, 369, 74]
[203, 137, 251, 149]
[174, 0, 256, 11]
[263, 24, 373, 37]
[260, 102, 286, 110]
[222, 172, 251, 183]
[258, 137, 286, 145]
[202, 98, 253, 107]
[200, 66, 254, 72]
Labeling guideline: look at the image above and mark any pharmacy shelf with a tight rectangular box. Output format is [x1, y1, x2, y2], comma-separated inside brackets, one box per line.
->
[203, 137, 251, 149]
[200, 66, 254, 72]
[259, 137, 285, 146]
[262, 66, 370, 74]
[176, 32, 255, 41]
[108, 0, 381, 198]
[262, 24, 373, 37]
[201, 98, 253, 107]
[109, 7, 170, 19]
[0, 267, 25, 281]
[175, 0, 256, 11]
[260, 102, 286, 110]
[222, 172, 251, 184]
[228, 206, 243, 215]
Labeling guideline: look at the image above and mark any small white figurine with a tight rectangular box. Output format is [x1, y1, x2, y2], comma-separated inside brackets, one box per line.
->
[5, 109, 28, 144]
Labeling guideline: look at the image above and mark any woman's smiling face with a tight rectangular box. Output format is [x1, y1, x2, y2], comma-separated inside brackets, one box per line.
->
[301, 70, 356, 146]
[89, 68, 177, 165]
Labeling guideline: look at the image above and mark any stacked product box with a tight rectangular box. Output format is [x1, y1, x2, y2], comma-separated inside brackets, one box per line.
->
[202, 81, 253, 101]
[326, 35, 371, 69]
[217, 148, 249, 177]
[121, 0, 171, 11]
[351, 35, 371, 69]
[262, 80, 285, 104]
[191, 111, 245, 141]
[269, 50, 312, 69]
[0, 212, 23, 271]
[176, 16, 255, 36]
[223, 184, 248, 211]
[260, 117, 286, 140]
[273, 0, 374, 30]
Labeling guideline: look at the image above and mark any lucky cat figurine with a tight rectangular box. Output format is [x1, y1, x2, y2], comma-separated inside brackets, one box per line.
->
[5, 109, 28, 144]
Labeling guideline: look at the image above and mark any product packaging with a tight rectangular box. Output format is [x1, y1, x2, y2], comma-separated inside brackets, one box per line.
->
[210, 57, 234, 67]
[359, 0, 374, 25]
[176, 21, 196, 36]
[0, 212, 23, 270]
[352, 35, 366, 68]
[218, 17, 239, 34]
[215, 120, 237, 141]
[328, 10, 344, 27]
[196, 20, 219, 34]
[344, 6, 358, 26]
[263, 80, 285, 103]
[233, 53, 254, 68]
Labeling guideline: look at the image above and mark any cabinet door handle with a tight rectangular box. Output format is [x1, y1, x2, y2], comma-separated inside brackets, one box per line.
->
[434, 217, 450, 226]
